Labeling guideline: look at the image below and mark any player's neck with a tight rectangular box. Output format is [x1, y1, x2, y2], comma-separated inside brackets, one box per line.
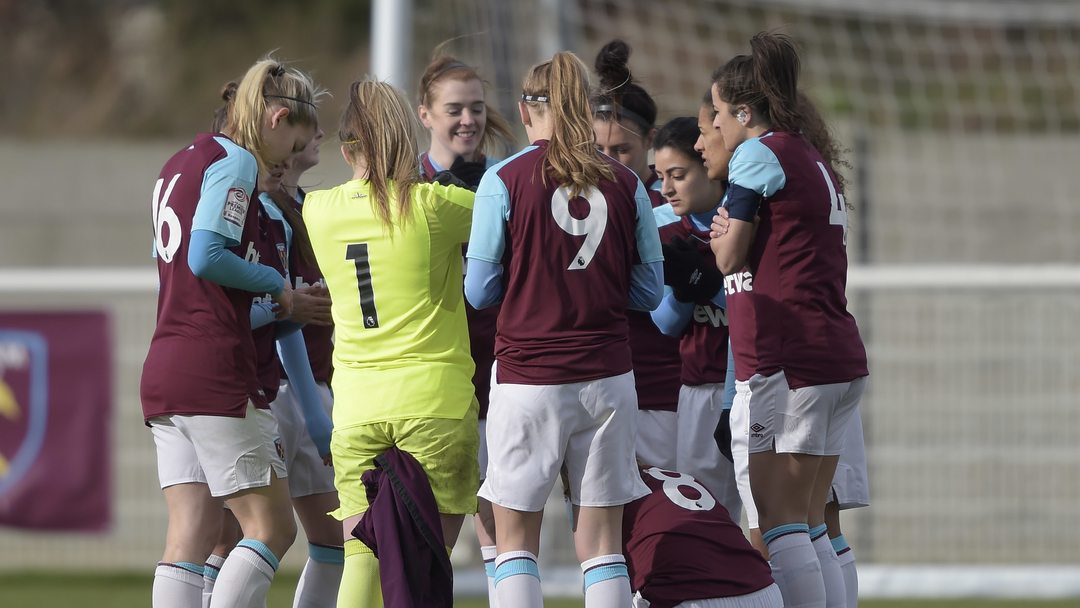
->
[428, 145, 478, 170]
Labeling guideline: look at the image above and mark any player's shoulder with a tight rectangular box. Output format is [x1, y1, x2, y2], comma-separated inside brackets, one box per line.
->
[489, 145, 542, 184]
[652, 202, 681, 229]
[193, 134, 257, 181]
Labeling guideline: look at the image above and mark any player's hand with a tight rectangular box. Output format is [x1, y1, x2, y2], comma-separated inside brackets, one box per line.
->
[710, 206, 731, 238]
[290, 286, 333, 326]
[273, 278, 294, 320]
[714, 408, 733, 463]
[662, 235, 708, 303]
[447, 155, 487, 191]
[322, 453, 333, 466]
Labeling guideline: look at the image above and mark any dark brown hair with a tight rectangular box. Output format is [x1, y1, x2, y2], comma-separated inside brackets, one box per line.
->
[712, 32, 801, 133]
[591, 39, 657, 137]
[653, 117, 704, 166]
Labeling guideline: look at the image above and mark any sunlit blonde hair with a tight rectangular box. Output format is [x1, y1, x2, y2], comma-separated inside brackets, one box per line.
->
[339, 79, 423, 233]
[223, 56, 323, 174]
[523, 52, 616, 199]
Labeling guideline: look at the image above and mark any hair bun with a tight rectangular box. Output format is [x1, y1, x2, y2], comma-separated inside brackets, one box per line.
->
[594, 39, 632, 91]
[220, 81, 238, 103]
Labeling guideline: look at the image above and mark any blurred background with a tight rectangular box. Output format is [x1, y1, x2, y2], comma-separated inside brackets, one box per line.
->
[1, 0, 1079, 601]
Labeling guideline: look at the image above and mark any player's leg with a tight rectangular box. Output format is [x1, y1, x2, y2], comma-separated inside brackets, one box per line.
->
[482, 377, 578, 608]
[810, 455, 846, 608]
[566, 371, 649, 608]
[825, 385, 869, 608]
[202, 508, 243, 608]
[151, 417, 222, 608]
[275, 381, 344, 608]
[676, 384, 741, 519]
[473, 417, 502, 607]
[292, 492, 344, 608]
[174, 405, 295, 608]
[747, 371, 825, 608]
[157, 483, 223, 608]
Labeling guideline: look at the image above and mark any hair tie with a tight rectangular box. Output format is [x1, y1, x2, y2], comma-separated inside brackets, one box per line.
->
[265, 94, 316, 109]
[522, 94, 549, 103]
[421, 61, 471, 104]
[593, 103, 651, 131]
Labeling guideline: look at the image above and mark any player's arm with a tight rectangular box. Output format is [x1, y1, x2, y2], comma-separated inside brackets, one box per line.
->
[189, 163, 289, 299]
[710, 140, 785, 275]
[251, 302, 278, 329]
[650, 287, 694, 337]
[277, 330, 333, 461]
[465, 170, 510, 309]
[427, 180, 477, 244]
[629, 180, 665, 311]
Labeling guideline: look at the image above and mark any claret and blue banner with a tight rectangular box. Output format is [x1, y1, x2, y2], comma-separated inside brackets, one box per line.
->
[0, 312, 112, 531]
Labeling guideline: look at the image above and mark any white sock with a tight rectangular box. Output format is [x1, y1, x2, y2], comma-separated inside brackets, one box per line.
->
[582, 554, 631, 608]
[209, 540, 278, 608]
[292, 558, 344, 608]
[202, 554, 226, 608]
[494, 550, 542, 608]
[833, 535, 858, 608]
[482, 545, 500, 608]
[811, 525, 846, 608]
[154, 562, 204, 608]
[764, 524, 825, 608]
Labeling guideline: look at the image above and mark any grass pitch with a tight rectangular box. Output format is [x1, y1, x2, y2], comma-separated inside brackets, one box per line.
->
[0, 572, 1078, 607]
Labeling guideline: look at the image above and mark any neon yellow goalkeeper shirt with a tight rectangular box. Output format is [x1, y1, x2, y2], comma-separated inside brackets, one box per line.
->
[303, 178, 476, 428]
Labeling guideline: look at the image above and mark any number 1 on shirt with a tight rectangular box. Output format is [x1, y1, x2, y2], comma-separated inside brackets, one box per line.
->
[551, 186, 608, 270]
[346, 243, 380, 329]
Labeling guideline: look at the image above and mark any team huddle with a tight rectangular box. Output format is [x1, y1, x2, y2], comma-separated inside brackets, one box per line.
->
[142, 30, 868, 608]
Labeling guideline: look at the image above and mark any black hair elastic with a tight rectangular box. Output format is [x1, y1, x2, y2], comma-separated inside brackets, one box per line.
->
[593, 103, 651, 131]
[521, 94, 549, 103]
[265, 94, 316, 108]
[421, 61, 471, 103]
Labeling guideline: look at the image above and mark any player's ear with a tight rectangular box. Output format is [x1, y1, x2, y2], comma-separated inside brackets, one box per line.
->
[269, 106, 290, 129]
[643, 127, 658, 150]
[418, 104, 432, 129]
[518, 101, 532, 128]
[340, 145, 351, 166]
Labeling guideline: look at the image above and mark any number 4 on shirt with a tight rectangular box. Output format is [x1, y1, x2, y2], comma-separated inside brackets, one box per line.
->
[817, 161, 848, 246]
[346, 243, 380, 329]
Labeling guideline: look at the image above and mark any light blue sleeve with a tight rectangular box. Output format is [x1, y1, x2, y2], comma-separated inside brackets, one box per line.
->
[710, 286, 727, 309]
[260, 193, 293, 269]
[466, 170, 511, 263]
[722, 338, 736, 411]
[188, 229, 284, 295]
[628, 261, 664, 311]
[191, 139, 258, 246]
[652, 202, 681, 230]
[633, 180, 664, 264]
[464, 259, 504, 309]
[251, 302, 277, 329]
[728, 138, 787, 197]
[650, 290, 694, 337]
[277, 331, 332, 458]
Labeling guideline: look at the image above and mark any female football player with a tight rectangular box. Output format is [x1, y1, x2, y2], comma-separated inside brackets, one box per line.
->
[302, 78, 480, 608]
[415, 54, 515, 606]
[592, 39, 660, 191]
[647, 116, 741, 520]
[590, 39, 683, 474]
[141, 58, 320, 608]
[708, 32, 869, 608]
[465, 51, 664, 608]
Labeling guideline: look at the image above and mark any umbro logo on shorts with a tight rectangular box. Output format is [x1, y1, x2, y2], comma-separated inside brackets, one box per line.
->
[274, 438, 285, 461]
[750, 423, 765, 438]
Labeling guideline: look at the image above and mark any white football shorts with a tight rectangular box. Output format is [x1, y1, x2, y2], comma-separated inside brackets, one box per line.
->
[653, 583, 783, 608]
[635, 409, 677, 471]
[677, 383, 742, 521]
[150, 401, 287, 498]
[743, 370, 866, 456]
[730, 383, 758, 529]
[271, 380, 337, 499]
[480, 368, 650, 511]
[829, 404, 870, 509]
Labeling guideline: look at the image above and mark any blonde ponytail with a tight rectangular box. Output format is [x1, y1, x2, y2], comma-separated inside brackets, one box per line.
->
[223, 57, 324, 174]
[522, 52, 615, 199]
[339, 79, 422, 234]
